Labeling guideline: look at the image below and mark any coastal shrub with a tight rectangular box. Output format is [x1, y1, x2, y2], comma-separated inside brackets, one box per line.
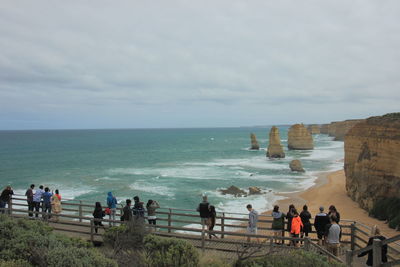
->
[0, 259, 32, 267]
[0, 215, 117, 266]
[369, 197, 400, 230]
[235, 250, 345, 267]
[103, 219, 148, 250]
[144, 235, 199, 267]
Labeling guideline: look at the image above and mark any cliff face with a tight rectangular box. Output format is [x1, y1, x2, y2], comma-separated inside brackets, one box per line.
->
[333, 120, 365, 141]
[250, 133, 260, 150]
[320, 124, 329, 134]
[307, 124, 321, 134]
[288, 124, 314, 150]
[345, 113, 400, 210]
[266, 126, 285, 158]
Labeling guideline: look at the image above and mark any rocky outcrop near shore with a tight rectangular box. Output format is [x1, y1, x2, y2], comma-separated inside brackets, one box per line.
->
[344, 113, 400, 210]
[289, 160, 305, 172]
[287, 124, 314, 150]
[307, 124, 320, 134]
[250, 133, 260, 150]
[219, 186, 247, 197]
[266, 126, 285, 158]
[249, 186, 262, 195]
[322, 120, 365, 140]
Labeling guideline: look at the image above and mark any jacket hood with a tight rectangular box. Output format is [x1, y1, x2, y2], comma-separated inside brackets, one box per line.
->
[107, 192, 112, 197]
[272, 211, 282, 219]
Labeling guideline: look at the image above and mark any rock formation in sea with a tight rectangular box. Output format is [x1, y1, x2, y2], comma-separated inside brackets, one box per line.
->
[249, 186, 262, 195]
[345, 113, 400, 210]
[289, 159, 305, 172]
[320, 124, 329, 134]
[266, 126, 285, 158]
[219, 186, 247, 197]
[287, 124, 314, 150]
[250, 133, 260, 150]
[307, 124, 320, 134]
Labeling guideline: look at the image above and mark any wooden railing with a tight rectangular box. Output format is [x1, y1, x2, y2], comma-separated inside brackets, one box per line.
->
[4, 196, 400, 266]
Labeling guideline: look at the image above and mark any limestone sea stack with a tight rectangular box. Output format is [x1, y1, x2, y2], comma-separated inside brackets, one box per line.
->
[289, 160, 305, 172]
[307, 124, 320, 134]
[266, 126, 285, 158]
[250, 133, 260, 150]
[287, 124, 314, 150]
[320, 124, 329, 134]
[345, 113, 400, 210]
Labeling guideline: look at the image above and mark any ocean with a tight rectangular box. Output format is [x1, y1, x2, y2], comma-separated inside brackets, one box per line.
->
[0, 127, 344, 215]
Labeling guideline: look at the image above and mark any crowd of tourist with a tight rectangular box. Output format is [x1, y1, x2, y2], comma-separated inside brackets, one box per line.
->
[0, 185, 389, 265]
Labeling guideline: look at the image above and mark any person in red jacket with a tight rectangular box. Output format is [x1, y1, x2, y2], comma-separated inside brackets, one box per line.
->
[290, 209, 303, 247]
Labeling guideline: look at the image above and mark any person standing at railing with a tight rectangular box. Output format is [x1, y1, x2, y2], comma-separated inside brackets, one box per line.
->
[357, 225, 388, 266]
[33, 185, 44, 218]
[42, 187, 53, 220]
[271, 205, 285, 245]
[328, 205, 341, 223]
[51, 190, 62, 222]
[25, 184, 35, 217]
[146, 199, 160, 227]
[0, 185, 14, 214]
[290, 209, 303, 247]
[132, 196, 145, 222]
[285, 204, 295, 244]
[246, 204, 259, 243]
[121, 199, 132, 222]
[314, 206, 330, 246]
[300, 205, 312, 241]
[208, 205, 218, 239]
[93, 202, 105, 233]
[106, 192, 118, 226]
[325, 215, 341, 256]
[197, 195, 210, 231]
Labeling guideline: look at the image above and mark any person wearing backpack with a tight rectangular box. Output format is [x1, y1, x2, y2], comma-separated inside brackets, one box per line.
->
[93, 202, 105, 233]
[106, 192, 117, 226]
[271, 205, 285, 245]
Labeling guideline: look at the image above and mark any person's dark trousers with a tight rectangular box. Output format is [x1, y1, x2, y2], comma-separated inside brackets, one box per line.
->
[27, 201, 34, 217]
[0, 200, 6, 214]
[43, 203, 52, 219]
[33, 201, 41, 217]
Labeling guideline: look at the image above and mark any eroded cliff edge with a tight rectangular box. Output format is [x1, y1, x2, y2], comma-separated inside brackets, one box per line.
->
[344, 113, 400, 210]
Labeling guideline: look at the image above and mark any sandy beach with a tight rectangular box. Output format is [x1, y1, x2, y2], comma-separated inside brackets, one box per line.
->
[266, 169, 398, 238]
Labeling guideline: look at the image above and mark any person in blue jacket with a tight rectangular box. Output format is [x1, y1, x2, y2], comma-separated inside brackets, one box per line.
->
[107, 192, 117, 226]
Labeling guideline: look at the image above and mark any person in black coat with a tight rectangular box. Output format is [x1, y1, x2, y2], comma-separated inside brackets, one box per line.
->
[300, 205, 312, 239]
[197, 195, 210, 230]
[314, 206, 330, 245]
[358, 225, 388, 266]
[93, 202, 105, 233]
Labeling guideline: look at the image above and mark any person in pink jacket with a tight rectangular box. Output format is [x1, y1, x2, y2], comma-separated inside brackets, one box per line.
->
[290, 209, 303, 247]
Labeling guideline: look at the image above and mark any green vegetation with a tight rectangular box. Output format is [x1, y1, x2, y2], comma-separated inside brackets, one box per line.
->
[0, 215, 117, 267]
[370, 197, 400, 230]
[235, 250, 345, 267]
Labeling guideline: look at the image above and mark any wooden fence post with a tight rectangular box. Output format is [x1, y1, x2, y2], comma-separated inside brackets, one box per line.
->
[90, 219, 94, 243]
[350, 223, 356, 250]
[346, 250, 353, 267]
[8, 198, 12, 215]
[168, 208, 172, 233]
[221, 212, 225, 239]
[79, 201, 83, 222]
[304, 237, 310, 251]
[372, 238, 382, 267]
[201, 226, 205, 252]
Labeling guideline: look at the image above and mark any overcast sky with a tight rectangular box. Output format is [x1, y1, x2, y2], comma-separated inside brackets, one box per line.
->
[0, 1, 399, 130]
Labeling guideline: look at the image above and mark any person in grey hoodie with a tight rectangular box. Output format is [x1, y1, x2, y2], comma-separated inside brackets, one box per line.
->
[246, 204, 259, 243]
[271, 205, 285, 244]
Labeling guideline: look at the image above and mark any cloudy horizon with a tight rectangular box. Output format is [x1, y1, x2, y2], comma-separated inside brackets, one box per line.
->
[1, 1, 399, 130]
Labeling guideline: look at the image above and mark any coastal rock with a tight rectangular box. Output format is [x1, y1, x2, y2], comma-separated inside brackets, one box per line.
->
[324, 120, 364, 140]
[249, 186, 262, 195]
[250, 133, 260, 150]
[320, 124, 329, 134]
[289, 160, 305, 172]
[287, 124, 314, 150]
[266, 126, 285, 158]
[219, 186, 247, 197]
[307, 124, 321, 134]
[344, 113, 400, 210]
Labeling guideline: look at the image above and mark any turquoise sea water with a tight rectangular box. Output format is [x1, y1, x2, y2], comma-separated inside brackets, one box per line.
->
[0, 127, 343, 214]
